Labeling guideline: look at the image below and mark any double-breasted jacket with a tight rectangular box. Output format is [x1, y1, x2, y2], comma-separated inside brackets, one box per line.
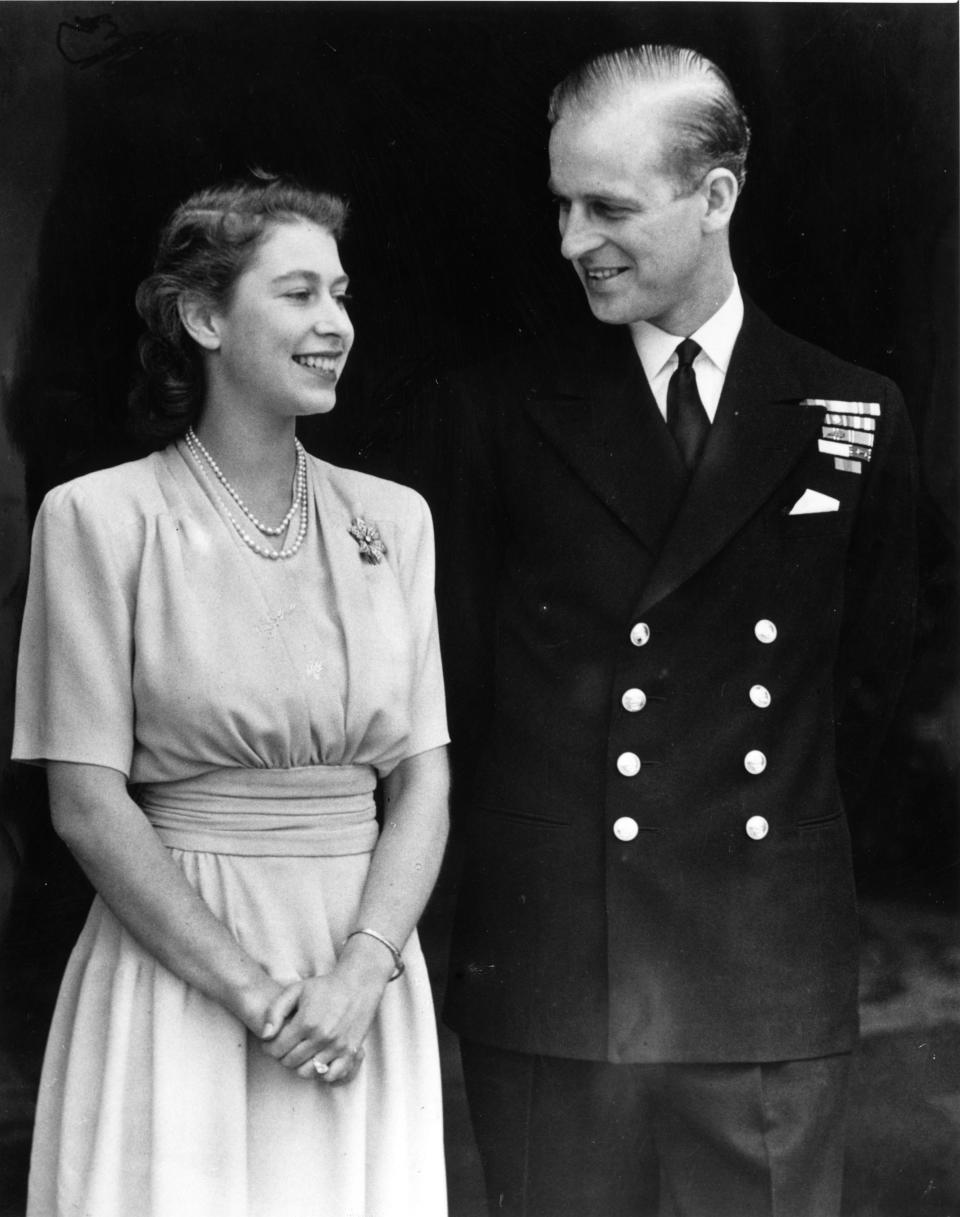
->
[440, 301, 918, 1064]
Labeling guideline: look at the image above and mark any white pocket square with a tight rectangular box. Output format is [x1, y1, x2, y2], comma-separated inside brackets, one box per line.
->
[789, 489, 840, 515]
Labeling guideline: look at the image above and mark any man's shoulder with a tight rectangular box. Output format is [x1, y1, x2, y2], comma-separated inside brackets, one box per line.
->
[447, 303, 904, 414]
[448, 322, 635, 404]
[743, 301, 902, 400]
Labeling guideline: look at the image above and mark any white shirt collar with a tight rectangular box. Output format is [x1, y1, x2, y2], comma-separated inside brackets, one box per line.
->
[630, 278, 744, 384]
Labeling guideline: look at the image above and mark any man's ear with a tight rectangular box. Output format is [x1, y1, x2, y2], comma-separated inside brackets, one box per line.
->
[700, 168, 739, 234]
[178, 294, 222, 351]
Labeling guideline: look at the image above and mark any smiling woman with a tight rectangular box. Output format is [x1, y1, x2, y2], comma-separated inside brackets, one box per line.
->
[130, 177, 351, 443]
[11, 174, 451, 1217]
[182, 220, 354, 427]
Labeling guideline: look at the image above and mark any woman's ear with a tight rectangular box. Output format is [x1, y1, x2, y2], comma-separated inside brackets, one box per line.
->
[178, 294, 222, 351]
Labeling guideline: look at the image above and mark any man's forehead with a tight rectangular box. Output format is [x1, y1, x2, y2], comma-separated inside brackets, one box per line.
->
[554, 75, 703, 151]
[567, 75, 691, 121]
[549, 94, 673, 188]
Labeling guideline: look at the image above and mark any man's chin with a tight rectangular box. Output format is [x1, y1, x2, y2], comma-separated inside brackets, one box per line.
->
[583, 291, 636, 326]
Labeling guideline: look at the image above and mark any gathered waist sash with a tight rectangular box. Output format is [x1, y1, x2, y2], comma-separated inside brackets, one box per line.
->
[138, 765, 379, 857]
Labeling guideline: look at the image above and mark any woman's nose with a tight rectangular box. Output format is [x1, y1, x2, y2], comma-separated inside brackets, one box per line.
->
[313, 299, 353, 343]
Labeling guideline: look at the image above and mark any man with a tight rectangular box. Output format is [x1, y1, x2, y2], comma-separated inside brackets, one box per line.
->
[440, 45, 917, 1217]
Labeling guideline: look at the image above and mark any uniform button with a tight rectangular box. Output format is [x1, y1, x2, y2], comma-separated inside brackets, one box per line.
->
[749, 684, 772, 709]
[613, 816, 639, 842]
[616, 751, 642, 777]
[621, 688, 647, 713]
[745, 815, 769, 840]
[629, 622, 651, 647]
[754, 619, 778, 644]
[744, 749, 767, 775]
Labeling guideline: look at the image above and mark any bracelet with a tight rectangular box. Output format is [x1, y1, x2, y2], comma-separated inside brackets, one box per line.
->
[346, 928, 405, 981]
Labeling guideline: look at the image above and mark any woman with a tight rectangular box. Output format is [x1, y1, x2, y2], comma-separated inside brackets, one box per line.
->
[12, 177, 450, 1217]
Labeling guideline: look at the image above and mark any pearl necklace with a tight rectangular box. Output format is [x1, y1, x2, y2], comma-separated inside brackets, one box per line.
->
[186, 427, 306, 535]
[184, 428, 310, 561]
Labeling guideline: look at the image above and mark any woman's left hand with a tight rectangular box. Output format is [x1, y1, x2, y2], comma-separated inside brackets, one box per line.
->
[259, 943, 394, 1082]
[259, 746, 449, 1085]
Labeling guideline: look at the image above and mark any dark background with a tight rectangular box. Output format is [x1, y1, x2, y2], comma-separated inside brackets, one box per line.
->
[0, 3, 957, 1213]
[7, 0, 956, 885]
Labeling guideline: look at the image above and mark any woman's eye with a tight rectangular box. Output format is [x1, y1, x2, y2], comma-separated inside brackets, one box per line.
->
[286, 290, 312, 302]
[334, 293, 352, 308]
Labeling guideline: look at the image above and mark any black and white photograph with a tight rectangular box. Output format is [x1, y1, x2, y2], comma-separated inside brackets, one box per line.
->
[0, 3, 957, 1215]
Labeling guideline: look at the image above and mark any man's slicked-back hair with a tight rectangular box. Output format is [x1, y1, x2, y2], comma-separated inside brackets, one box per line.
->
[548, 44, 751, 195]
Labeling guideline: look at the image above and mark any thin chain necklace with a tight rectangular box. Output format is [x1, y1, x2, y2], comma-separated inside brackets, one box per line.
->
[184, 427, 309, 561]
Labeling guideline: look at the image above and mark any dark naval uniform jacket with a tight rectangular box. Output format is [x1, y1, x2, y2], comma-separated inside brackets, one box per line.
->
[440, 300, 917, 1066]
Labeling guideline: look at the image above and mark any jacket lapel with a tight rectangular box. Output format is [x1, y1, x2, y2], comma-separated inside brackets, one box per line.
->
[635, 304, 823, 615]
[523, 326, 687, 555]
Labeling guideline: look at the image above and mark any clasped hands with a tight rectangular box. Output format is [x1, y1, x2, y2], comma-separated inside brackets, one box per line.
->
[255, 954, 392, 1085]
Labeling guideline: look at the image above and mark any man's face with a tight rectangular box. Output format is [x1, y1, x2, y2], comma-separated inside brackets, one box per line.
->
[548, 92, 712, 334]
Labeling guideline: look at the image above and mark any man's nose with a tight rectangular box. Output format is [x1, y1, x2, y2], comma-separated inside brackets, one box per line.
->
[559, 206, 603, 261]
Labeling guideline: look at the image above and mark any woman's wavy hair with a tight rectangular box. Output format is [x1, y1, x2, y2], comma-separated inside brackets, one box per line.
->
[130, 173, 348, 442]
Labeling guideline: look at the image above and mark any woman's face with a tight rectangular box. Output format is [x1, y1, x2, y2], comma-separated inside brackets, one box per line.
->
[204, 218, 354, 421]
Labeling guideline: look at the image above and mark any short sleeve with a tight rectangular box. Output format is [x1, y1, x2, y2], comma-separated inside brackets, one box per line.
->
[396, 493, 449, 762]
[12, 486, 136, 775]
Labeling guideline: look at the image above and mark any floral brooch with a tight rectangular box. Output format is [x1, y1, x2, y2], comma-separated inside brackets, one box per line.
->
[348, 517, 387, 565]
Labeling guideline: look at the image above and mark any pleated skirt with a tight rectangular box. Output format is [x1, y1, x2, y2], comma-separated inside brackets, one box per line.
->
[27, 772, 447, 1217]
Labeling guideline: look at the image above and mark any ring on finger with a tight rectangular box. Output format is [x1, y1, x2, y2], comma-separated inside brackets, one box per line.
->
[312, 1055, 330, 1076]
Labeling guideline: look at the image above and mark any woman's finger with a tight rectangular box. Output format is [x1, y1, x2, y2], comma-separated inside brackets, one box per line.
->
[295, 1052, 334, 1081]
[261, 982, 301, 1040]
[280, 1040, 325, 1072]
[320, 1045, 365, 1085]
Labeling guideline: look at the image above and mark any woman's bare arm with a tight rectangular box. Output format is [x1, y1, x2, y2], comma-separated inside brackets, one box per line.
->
[47, 761, 286, 1035]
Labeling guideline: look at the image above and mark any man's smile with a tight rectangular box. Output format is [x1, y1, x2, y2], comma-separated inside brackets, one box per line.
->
[582, 265, 629, 283]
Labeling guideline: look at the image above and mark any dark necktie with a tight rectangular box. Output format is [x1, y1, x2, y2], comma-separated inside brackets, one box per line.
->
[666, 338, 709, 470]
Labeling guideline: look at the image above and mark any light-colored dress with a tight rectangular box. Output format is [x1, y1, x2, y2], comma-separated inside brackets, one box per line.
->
[12, 441, 449, 1217]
